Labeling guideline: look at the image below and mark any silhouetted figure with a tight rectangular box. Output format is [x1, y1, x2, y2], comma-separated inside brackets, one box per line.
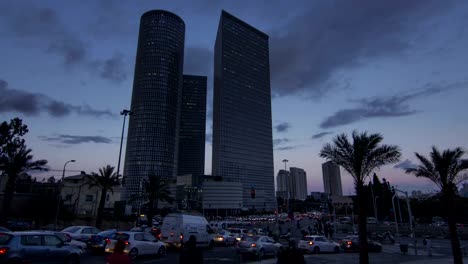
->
[288, 240, 305, 264]
[106, 239, 132, 264]
[179, 235, 203, 264]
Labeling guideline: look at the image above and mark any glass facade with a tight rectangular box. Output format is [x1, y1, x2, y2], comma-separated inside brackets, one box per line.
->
[177, 75, 207, 176]
[212, 11, 275, 210]
[123, 10, 185, 202]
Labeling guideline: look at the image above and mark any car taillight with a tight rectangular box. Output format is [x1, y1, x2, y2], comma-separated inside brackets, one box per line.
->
[308, 241, 314, 245]
[105, 238, 111, 244]
[157, 234, 161, 239]
[0, 247, 8, 255]
[180, 233, 184, 241]
[347, 241, 352, 245]
[251, 243, 256, 247]
[124, 241, 130, 246]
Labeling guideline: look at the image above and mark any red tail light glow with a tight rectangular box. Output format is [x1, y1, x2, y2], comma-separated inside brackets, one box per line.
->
[0, 247, 8, 255]
[251, 243, 256, 247]
[105, 238, 111, 244]
[347, 241, 352, 245]
[124, 241, 130, 245]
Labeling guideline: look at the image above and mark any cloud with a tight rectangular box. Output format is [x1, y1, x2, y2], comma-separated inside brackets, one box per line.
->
[39, 134, 112, 145]
[394, 159, 418, 170]
[275, 145, 303, 151]
[275, 122, 291, 133]
[320, 81, 468, 128]
[0, 79, 114, 118]
[0, 3, 128, 83]
[269, 0, 456, 97]
[311, 132, 333, 139]
[273, 138, 290, 146]
[184, 46, 213, 76]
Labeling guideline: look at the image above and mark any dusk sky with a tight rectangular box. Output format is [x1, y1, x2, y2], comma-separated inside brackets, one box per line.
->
[1, 0, 467, 195]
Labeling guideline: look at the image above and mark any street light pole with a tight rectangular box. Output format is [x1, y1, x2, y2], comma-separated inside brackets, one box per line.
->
[392, 193, 399, 236]
[55, 159, 76, 230]
[117, 109, 132, 181]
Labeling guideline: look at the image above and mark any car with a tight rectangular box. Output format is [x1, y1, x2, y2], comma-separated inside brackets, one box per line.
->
[161, 213, 214, 248]
[31, 231, 87, 252]
[104, 231, 166, 260]
[340, 235, 382, 253]
[129, 226, 161, 239]
[87, 229, 117, 254]
[228, 228, 247, 242]
[62, 226, 100, 242]
[213, 230, 237, 246]
[298, 235, 340, 254]
[236, 235, 281, 260]
[0, 231, 81, 264]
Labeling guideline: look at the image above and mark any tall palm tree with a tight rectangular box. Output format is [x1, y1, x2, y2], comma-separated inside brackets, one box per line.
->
[0, 144, 47, 222]
[319, 131, 401, 264]
[86, 165, 120, 229]
[142, 173, 174, 225]
[406, 147, 468, 264]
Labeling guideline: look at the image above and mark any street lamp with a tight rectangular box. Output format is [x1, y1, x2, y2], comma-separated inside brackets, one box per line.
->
[117, 109, 133, 181]
[55, 159, 76, 230]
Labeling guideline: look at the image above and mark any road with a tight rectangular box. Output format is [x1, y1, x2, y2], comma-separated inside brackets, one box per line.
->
[80, 239, 458, 264]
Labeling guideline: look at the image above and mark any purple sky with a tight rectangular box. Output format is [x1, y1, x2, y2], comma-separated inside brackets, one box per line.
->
[1, 0, 468, 195]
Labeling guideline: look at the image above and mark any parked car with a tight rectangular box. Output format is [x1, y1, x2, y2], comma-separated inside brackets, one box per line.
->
[213, 230, 237, 246]
[340, 235, 382, 253]
[62, 226, 100, 242]
[130, 226, 161, 239]
[30, 231, 87, 251]
[160, 213, 214, 248]
[0, 231, 81, 263]
[236, 236, 280, 260]
[87, 229, 117, 254]
[104, 231, 166, 260]
[298, 235, 340, 254]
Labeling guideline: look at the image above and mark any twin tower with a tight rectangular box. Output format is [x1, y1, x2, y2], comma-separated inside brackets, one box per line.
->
[123, 10, 275, 210]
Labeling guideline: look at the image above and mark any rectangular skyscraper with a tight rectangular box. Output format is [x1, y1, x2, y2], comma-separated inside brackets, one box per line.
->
[178, 75, 207, 176]
[322, 161, 343, 196]
[212, 10, 275, 210]
[290, 167, 307, 201]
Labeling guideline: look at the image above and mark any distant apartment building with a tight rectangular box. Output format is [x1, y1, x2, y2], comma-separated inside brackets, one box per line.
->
[322, 161, 343, 196]
[276, 170, 289, 199]
[61, 173, 121, 217]
[290, 167, 307, 201]
[212, 10, 275, 210]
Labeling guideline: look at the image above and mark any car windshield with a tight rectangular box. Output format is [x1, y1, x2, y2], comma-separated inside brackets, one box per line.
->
[62, 227, 80, 233]
[55, 233, 69, 242]
[0, 233, 12, 245]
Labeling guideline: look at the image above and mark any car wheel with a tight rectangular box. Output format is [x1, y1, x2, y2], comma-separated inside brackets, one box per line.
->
[158, 246, 166, 257]
[65, 254, 80, 264]
[129, 248, 139, 260]
[334, 246, 340, 253]
[258, 249, 265, 260]
[313, 246, 320, 254]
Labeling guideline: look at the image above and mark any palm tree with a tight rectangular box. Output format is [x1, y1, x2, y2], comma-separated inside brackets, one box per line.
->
[86, 165, 120, 229]
[0, 144, 48, 222]
[406, 147, 468, 264]
[319, 131, 401, 264]
[142, 173, 174, 225]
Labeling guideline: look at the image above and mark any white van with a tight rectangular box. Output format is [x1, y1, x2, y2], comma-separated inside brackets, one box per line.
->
[160, 213, 214, 248]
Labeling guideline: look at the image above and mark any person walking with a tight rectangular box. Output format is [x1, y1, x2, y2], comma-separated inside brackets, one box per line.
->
[179, 235, 203, 264]
[106, 239, 132, 264]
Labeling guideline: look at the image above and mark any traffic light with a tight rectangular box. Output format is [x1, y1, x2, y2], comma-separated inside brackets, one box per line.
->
[250, 188, 256, 199]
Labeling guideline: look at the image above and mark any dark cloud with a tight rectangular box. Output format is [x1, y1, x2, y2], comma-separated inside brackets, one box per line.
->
[273, 138, 290, 146]
[275, 145, 302, 151]
[269, 0, 456, 97]
[0, 79, 114, 118]
[320, 81, 467, 129]
[40, 135, 112, 145]
[0, 3, 128, 83]
[394, 159, 418, 170]
[275, 122, 291, 133]
[184, 46, 213, 76]
[311, 132, 333, 139]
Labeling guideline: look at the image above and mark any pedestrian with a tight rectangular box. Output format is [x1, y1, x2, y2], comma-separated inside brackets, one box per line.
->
[179, 235, 203, 264]
[426, 238, 432, 257]
[288, 240, 305, 264]
[106, 239, 132, 264]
